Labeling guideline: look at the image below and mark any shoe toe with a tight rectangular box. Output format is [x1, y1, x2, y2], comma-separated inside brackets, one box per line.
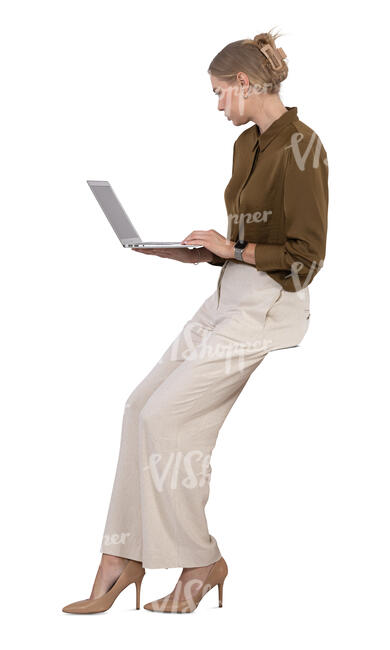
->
[144, 595, 172, 612]
[143, 601, 154, 611]
[143, 599, 162, 611]
[62, 599, 89, 613]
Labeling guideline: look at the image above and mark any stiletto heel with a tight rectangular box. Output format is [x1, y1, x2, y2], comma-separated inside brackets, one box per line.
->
[135, 575, 143, 610]
[218, 578, 225, 607]
[144, 556, 228, 613]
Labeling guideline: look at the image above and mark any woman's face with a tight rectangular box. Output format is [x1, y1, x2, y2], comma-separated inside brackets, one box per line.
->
[209, 73, 252, 126]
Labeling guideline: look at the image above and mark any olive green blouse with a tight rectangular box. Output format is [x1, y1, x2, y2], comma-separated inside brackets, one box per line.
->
[208, 106, 329, 292]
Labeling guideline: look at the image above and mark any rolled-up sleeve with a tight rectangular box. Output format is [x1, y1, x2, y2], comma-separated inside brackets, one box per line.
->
[254, 136, 328, 277]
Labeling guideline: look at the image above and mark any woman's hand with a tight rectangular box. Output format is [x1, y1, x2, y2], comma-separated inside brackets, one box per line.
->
[181, 230, 235, 260]
[131, 230, 235, 264]
[131, 246, 213, 263]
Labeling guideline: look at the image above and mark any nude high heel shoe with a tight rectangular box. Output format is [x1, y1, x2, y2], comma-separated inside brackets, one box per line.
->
[143, 556, 228, 613]
[62, 559, 145, 614]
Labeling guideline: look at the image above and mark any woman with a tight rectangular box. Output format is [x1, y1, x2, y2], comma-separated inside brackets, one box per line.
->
[62, 29, 328, 615]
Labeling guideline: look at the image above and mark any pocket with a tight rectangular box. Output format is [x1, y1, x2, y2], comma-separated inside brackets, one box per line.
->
[260, 286, 284, 331]
[265, 287, 284, 318]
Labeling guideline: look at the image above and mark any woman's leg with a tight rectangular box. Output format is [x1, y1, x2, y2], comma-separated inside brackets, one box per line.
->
[92, 319, 267, 595]
[99, 289, 221, 564]
[89, 315, 216, 596]
[136, 326, 268, 569]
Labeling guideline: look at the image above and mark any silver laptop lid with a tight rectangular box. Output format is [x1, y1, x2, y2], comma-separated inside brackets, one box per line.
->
[87, 180, 141, 246]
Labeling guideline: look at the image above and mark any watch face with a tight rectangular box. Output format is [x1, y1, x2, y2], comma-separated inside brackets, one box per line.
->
[235, 240, 247, 250]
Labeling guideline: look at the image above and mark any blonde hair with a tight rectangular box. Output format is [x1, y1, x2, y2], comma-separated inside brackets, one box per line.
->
[208, 29, 288, 95]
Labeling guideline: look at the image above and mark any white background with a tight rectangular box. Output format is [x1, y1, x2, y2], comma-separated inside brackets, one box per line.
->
[1, 1, 388, 648]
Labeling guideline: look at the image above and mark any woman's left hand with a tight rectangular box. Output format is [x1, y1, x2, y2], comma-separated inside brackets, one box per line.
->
[181, 229, 234, 260]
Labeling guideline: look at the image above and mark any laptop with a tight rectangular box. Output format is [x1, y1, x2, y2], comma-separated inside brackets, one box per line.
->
[87, 180, 201, 249]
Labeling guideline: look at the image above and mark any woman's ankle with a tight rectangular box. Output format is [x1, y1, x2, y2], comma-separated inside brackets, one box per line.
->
[102, 553, 130, 565]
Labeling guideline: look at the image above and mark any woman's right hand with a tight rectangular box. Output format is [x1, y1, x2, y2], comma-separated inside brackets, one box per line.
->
[131, 246, 214, 264]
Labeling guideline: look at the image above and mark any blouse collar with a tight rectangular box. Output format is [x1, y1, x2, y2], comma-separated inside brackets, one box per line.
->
[251, 106, 298, 152]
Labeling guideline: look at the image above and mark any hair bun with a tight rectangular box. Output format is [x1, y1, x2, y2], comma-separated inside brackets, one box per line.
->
[253, 32, 272, 48]
[253, 30, 287, 71]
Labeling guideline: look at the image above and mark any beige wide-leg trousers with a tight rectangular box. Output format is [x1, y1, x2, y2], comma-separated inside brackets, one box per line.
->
[100, 260, 310, 568]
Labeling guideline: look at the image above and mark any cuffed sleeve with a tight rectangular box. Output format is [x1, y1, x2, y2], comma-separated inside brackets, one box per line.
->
[254, 135, 328, 279]
[254, 243, 287, 270]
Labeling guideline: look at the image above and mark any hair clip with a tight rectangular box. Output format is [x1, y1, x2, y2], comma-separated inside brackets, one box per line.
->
[259, 44, 286, 71]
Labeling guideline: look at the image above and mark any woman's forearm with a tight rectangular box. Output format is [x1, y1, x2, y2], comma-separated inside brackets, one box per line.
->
[241, 242, 256, 265]
[205, 242, 257, 266]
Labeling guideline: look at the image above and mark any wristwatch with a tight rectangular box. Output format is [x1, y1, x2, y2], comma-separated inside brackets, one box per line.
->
[233, 239, 248, 261]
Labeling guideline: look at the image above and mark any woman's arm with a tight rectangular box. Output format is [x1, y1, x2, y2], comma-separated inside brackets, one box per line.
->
[250, 136, 329, 278]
